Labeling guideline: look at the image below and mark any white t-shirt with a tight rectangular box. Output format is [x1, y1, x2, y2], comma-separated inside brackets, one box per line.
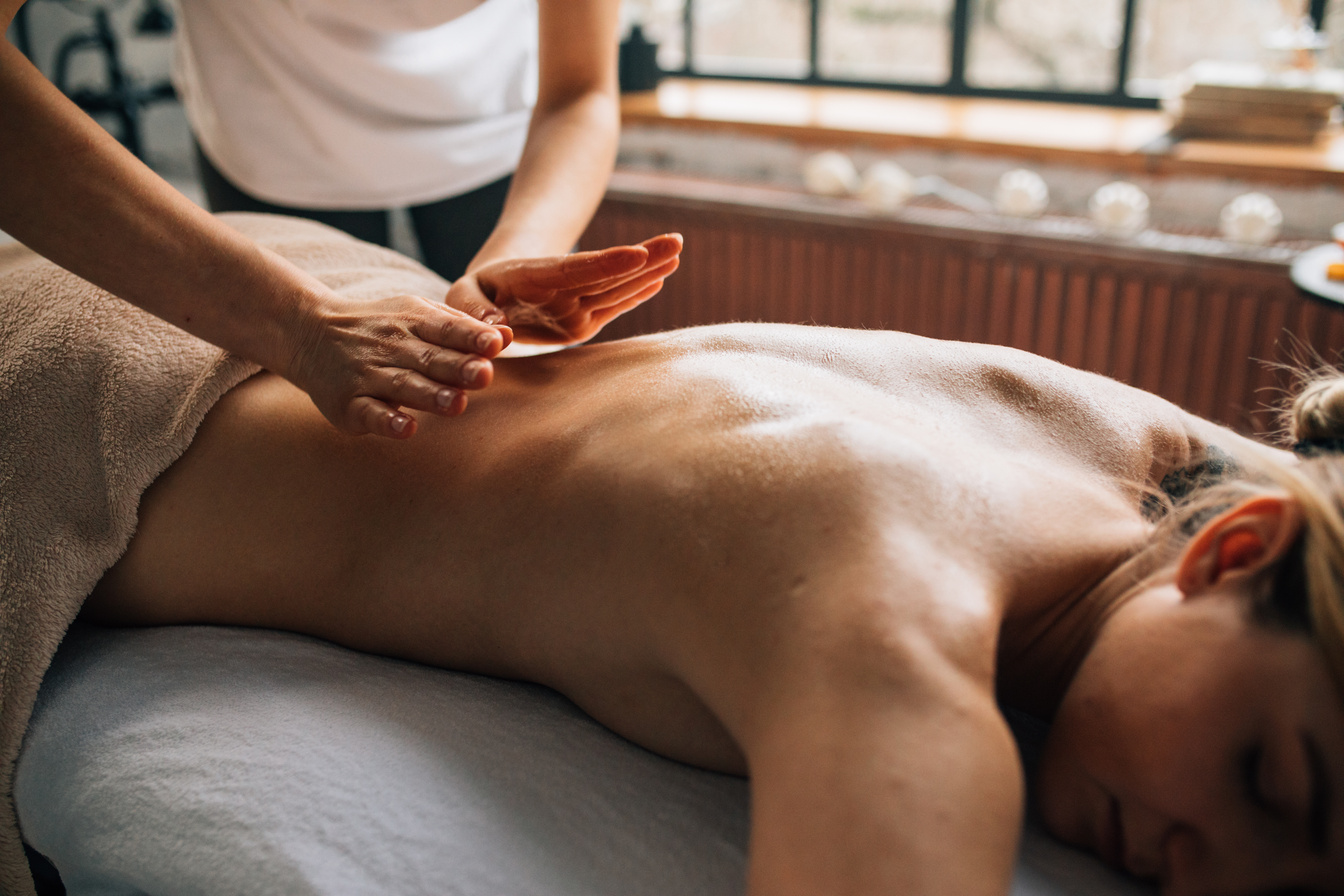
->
[172, 0, 539, 209]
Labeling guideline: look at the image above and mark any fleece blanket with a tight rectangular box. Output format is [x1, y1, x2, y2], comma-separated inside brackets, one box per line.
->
[0, 213, 454, 896]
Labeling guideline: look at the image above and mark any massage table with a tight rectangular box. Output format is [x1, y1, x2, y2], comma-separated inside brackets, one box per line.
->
[16, 625, 1153, 896]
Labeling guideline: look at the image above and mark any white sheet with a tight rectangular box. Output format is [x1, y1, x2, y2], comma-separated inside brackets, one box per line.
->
[15, 626, 1153, 896]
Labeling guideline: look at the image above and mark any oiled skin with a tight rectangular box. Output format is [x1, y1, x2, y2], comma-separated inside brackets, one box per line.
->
[85, 323, 1259, 895]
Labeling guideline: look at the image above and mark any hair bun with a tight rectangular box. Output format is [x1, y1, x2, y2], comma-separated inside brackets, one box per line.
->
[1292, 375, 1344, 442]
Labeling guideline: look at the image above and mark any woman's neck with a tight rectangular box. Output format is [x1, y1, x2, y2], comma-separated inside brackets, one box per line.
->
[995, 534, 1165, 720]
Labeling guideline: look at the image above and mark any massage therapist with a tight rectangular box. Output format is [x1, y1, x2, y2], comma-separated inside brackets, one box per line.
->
[1, 0, 667, 440]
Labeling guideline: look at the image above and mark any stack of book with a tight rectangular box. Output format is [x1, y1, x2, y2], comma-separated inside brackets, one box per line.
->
[1165, 62, 1343, 142]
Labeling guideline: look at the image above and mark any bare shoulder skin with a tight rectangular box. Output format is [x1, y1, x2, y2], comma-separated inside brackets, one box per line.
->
[84, 323, 1271, 895]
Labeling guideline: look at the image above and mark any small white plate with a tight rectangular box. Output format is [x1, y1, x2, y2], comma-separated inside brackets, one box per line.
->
[1290, 242, 1344, 306]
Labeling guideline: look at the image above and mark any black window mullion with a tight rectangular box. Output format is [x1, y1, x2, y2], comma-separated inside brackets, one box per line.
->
[948, 0, 971, 91]
[682, 0, 695, 75]
[1309, 0, 1329, 28]
[1112, 0, 1140, 98]
[809, 0, 821, 82]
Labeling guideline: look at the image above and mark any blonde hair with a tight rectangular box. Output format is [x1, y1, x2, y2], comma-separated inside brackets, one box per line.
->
[1125, 372, 1344, 692]
[1278, 374, 1344, 690]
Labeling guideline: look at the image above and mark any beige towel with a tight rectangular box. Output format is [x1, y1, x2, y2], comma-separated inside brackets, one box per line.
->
[0, 213, 453, 895]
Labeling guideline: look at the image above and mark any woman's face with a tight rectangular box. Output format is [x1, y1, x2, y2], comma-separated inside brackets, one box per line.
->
[1036, 579, 1344, 896]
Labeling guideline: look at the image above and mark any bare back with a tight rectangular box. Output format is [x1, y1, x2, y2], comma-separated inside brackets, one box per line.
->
[87, 323, 1223, 766]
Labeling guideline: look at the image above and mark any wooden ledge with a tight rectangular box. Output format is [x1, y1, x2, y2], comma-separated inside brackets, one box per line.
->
[621, 79, 1344, 188]
[602, 169, 1305, 272]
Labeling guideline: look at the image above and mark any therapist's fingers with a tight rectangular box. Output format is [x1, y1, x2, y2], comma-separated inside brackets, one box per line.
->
[441, 234, 685, 347]
[406, 348, 494, 392]
[588, 234, 682, 292]
[410, 304, 508, 359]
[343, 395, 415, 439]
[538, 244, 650, 289]
[513, 235, 681, 294]
[288, 292, 518, 440]
[555, 235, 682, 303]
[636, 233, 683, 268]
[443, 273, 512, 328]
[567, 278, 668, 336]
[580, 256, 680, 310]
[507, 274, 672, 344]
[510, 256, 678, 328]
[470, 235, 683, 311]
[341, 367, 478, 439]
[531, 257, 678, 341]
[478, 244, 649, 299]
[337, 366, 478, 439]
[587, 280, 667, 329]
[547, 240, 680, 303]
[344, 396, 437, 440]
[377, 366, 473, 415]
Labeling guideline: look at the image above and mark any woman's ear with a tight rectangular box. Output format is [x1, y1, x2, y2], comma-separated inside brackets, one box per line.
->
[1175, 494, 1303, 597]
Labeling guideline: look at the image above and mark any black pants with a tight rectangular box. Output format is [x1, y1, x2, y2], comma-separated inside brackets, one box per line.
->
[194, 145, 512, 282]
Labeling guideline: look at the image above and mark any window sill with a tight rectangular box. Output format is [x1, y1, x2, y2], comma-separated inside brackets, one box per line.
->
[621, 79, 1344, 188]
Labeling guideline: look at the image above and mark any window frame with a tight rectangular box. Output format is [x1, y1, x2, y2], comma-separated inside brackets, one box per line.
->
[666, 0, 1332, 109]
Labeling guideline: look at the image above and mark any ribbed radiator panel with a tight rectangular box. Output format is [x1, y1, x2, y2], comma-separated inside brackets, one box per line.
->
[581, 176, 1344, 435]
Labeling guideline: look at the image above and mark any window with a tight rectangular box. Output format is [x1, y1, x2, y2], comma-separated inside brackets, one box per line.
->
[630, 0, 1337, 107]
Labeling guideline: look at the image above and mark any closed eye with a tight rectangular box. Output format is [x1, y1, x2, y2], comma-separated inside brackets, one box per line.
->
[1244, 735, 1331, 860]
[1244, 744, 1269, 811]
[1301, 732, 1330, 857]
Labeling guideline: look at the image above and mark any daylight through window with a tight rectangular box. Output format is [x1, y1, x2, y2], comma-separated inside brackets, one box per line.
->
[628, 0, 1337, 107]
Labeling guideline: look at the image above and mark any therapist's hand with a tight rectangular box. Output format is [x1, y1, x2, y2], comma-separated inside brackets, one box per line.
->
[283, 288, 513, 441]
[445, 233, 683, 345]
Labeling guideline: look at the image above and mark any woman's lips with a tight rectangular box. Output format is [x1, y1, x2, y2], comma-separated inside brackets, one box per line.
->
[1098, 796, 1126, 872]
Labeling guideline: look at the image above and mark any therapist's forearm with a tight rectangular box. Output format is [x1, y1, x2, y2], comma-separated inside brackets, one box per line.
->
[0, 39, 322, 376]
[467, 89, 620, 270]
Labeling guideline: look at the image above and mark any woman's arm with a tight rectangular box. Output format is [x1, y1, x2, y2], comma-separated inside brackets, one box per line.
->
[0, 3, 508, 440]
[747, 660, 1023, 896]
[727, 564, 1024, 896]
[444, 0, 627, 340]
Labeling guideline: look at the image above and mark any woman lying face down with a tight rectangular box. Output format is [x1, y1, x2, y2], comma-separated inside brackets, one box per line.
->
[80, 260, 1344, 896]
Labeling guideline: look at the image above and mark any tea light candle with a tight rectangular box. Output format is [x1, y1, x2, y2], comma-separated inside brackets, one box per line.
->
[858, 162, 915, 212]
[994, 169, 1049, 218]
[1089, 182, 1149, 238]
[1219, 193, 1282, 245]
[803, 151, 860, 197]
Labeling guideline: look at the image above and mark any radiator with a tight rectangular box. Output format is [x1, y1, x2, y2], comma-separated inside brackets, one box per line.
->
[580, 171, 1344, 435]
